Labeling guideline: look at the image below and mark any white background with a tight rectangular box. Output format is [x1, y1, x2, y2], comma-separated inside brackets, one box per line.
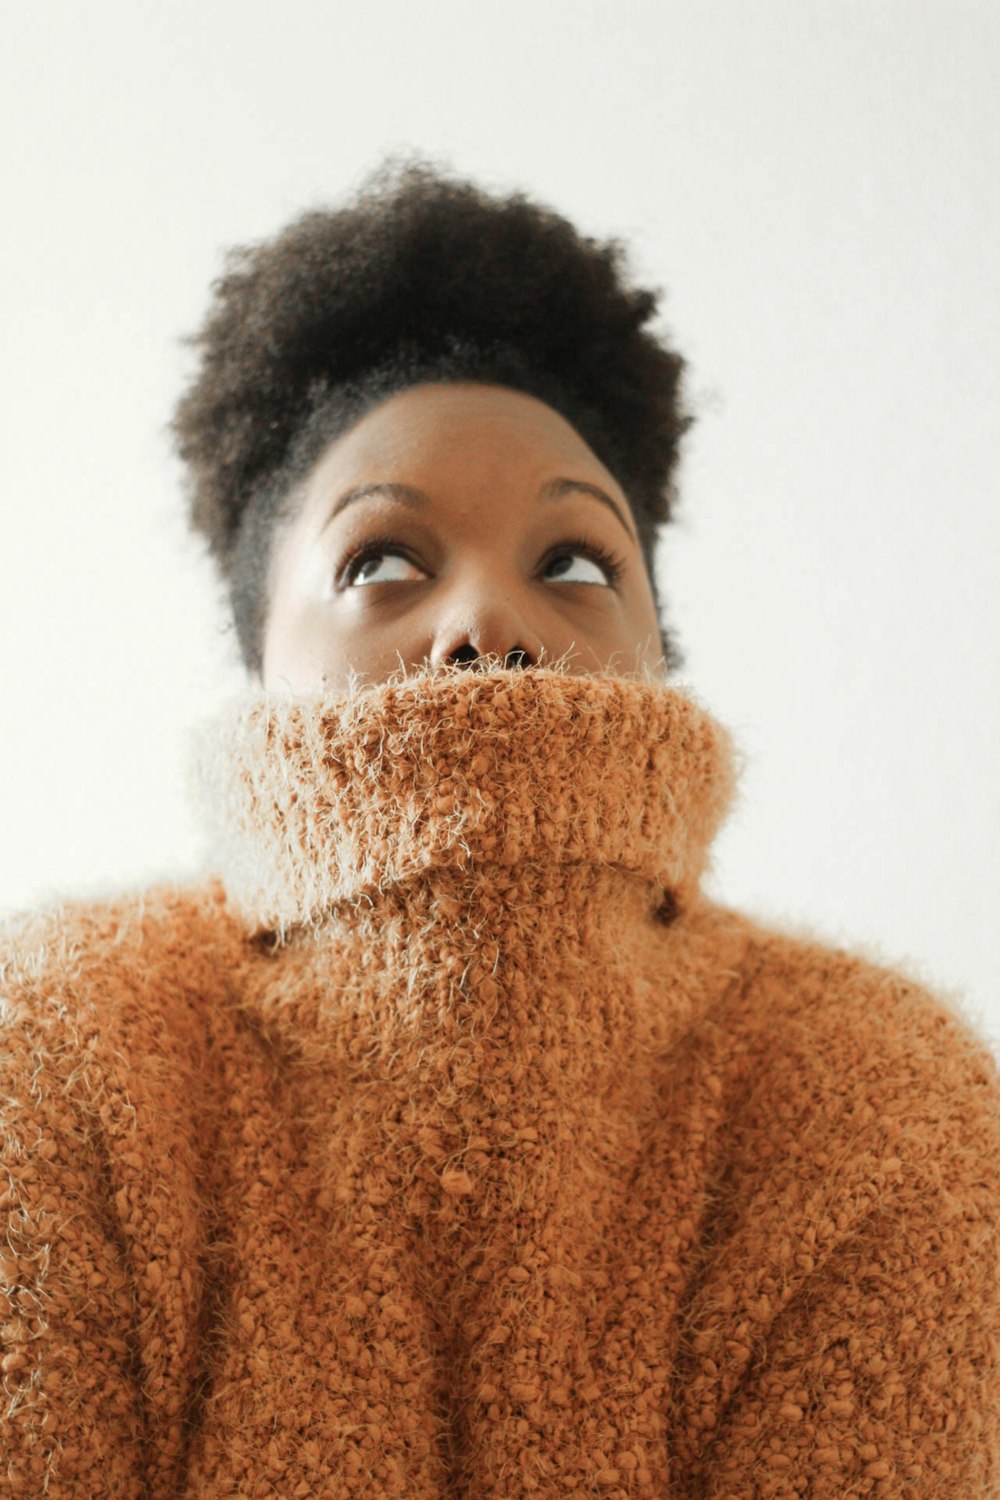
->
[2, 0, 997, 1051]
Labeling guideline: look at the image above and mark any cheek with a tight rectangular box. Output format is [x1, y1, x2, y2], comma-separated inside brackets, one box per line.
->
[262, 602, 333, 694]
[630, 566, 660, 623]
[266, 523, 331, 632]
[262, 544, 329, 690]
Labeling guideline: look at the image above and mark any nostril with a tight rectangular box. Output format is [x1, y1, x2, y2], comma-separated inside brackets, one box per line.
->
[447, 645, 532, 670]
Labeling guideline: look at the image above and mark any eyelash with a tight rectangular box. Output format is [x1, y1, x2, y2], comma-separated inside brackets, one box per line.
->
[338, 533, 627, 589]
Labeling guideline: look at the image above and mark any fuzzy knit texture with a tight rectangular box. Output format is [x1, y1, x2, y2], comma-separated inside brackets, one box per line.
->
[2, 663, 999, 1499]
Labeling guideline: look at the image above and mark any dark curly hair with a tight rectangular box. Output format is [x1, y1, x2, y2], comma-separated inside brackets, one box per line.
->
[171, 151, 693, 677]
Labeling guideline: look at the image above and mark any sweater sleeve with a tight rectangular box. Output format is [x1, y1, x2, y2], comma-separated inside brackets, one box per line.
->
[691, 1168, 999, 1497]
[672, 977, 1000, 1499]
[2, 989, 148, 1496]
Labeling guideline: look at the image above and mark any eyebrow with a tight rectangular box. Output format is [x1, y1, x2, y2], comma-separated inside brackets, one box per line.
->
[320, 477, 638, 545]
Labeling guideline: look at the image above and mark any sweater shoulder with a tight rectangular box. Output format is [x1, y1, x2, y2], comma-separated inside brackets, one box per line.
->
[712, 907, 1000, 1189]
[736, 910, 998, 1081]
[0, 877, 246, 1049]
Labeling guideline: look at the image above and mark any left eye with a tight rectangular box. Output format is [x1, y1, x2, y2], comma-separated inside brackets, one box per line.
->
[545, 549, 616, 585]
[542, 538, 626, 587]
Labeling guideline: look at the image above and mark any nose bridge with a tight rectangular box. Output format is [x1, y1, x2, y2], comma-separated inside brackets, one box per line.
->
[430, 553, 541, 667]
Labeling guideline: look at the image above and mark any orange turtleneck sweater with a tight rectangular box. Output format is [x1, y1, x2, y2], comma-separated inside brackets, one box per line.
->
[2, 666, 998, 1498]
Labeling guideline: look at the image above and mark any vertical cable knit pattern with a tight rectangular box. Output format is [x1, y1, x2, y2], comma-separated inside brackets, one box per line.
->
[2, 665, 998, 1498]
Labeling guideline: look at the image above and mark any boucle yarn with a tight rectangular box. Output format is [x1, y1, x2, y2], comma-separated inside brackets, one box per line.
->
[2, 664, 998, 1498]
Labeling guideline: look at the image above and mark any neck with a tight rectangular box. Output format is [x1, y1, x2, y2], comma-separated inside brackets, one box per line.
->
[190, 665, 749, 1327]
[191, 660, 743, 1077]
[192, 663, 738, 935]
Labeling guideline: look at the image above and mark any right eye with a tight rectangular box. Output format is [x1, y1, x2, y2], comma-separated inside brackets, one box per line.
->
[339, 537, 425, 588]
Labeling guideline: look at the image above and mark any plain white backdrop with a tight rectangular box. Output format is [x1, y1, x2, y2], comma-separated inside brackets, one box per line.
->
[2, 0, 997, 1050]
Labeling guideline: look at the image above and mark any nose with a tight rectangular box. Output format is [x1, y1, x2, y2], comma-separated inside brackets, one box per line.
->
[429, 571, 541, 672]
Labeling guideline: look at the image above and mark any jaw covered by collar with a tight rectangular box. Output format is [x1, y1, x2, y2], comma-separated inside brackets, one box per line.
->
[190, 659, 741, 945]
[183, 660, 752, 1480]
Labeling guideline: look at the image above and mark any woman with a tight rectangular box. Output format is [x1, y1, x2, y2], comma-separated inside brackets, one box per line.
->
[3, 154, 998, 1498]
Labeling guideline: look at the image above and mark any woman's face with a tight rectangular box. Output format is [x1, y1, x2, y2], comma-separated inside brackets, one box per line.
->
[261, 382, 666, 693]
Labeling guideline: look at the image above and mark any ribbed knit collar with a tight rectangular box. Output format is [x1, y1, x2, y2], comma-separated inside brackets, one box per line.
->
[191, 664, 740, 939]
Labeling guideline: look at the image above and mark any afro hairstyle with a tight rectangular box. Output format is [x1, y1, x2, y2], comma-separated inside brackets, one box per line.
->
[171, 151, 693, 677]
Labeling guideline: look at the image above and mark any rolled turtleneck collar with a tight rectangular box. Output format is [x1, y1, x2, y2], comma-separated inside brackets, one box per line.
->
[190, 664, 740, 939]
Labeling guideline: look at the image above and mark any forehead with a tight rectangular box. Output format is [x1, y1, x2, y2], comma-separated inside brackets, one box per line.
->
[314, 381, 607, 476]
